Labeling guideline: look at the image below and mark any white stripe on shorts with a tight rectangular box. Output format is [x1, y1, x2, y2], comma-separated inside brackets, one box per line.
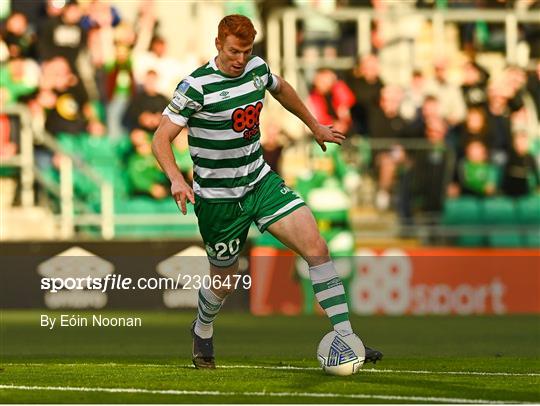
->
[256, 198, 304, 229]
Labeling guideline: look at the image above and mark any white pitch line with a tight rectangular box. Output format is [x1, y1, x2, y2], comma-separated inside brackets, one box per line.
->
[3, 362, 540, 377]
[0, 384, 522, 404]
[219, 365, 540, 377]
[361, 368, 540, 378]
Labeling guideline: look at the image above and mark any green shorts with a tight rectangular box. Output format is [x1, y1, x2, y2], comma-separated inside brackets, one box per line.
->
[194, 171, 305, 267]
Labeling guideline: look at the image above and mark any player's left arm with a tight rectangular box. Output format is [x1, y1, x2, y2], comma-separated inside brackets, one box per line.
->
[269, 75, 345, 152]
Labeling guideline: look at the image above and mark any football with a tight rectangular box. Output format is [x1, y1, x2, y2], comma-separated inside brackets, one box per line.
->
[317, 331, 365, 376]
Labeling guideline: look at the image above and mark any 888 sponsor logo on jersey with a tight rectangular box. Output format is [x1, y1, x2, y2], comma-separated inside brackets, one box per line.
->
[231, 101, 263, 140]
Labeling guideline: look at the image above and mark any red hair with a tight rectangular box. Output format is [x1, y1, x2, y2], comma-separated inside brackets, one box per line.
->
[218, 14, 257, 43]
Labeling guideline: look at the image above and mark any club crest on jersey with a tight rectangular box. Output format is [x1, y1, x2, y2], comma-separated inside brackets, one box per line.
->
[205, 244, 216, 257]
[252, 73, 264, 90]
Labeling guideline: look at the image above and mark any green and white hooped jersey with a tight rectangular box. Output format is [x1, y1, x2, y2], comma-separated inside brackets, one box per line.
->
[163, 55, 279, 201]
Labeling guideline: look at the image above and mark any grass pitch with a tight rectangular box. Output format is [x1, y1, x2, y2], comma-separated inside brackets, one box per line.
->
[1, 310, 539, 403]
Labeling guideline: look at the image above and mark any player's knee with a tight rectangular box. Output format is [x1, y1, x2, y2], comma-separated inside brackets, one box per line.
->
[303, 236, 329, 266]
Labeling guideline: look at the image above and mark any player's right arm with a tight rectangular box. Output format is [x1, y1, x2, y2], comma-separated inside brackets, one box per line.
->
[152, 116, 194, 215]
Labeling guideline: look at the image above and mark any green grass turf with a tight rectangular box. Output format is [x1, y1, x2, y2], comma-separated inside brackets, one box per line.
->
[0, 310, 539, 403]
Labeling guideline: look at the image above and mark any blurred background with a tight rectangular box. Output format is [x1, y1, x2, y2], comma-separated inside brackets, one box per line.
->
[0, 0, 539, 316]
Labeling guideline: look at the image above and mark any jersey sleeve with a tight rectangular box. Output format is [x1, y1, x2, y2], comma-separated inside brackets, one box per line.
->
[264, 62, 280, 92]
[163, 78, 204, 127]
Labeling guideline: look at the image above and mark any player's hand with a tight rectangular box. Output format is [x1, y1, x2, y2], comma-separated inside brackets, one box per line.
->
[171, 178, 195, 215]
[312, 124, 346, 152]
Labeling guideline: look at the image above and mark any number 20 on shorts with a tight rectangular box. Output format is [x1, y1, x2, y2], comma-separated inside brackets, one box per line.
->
[214, 238, 241, 260]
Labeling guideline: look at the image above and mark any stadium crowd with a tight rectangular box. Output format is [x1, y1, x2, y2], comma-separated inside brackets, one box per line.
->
[0, 0, 539, 228]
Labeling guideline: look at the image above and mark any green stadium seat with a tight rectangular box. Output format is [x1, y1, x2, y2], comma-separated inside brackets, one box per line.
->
[524, 232, 540, 247]
[482, 197, 522, 247]
[482, 196, 516, 223]
[516, 195, 540, 225]
[488, 232, 522, 247]
[112, 197, 198, 238]
[114, 197, 156, 214]
[56, 133, 84, 156]
[442, 196, 484, 246]
[516, 195, 540, 247]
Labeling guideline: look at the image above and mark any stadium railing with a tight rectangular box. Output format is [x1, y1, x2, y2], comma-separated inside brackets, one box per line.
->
[34, 127, 115, 240]
[34, 130, 198, 241]
[0, 103, 203, 241]
[0, 105, 35, 208]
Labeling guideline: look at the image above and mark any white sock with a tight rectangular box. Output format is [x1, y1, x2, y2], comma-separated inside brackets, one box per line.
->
[310, 261, 353, 336]
[194, 287, 224, 339]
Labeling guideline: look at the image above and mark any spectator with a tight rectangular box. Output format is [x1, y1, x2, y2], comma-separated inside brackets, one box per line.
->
[36, 57, 92, 137]
[456, 106, 490, 160]
[113, 21, 136, 49]
[401, 69, 428, 122]
[406, 117, 452, 217]
[133, 34, 192, 97]
[397, 95, 451, 220]
[503, 65, 527, 113]
[33, 56, 99, 172]
[368, 85, 408, 139]
[452, 139, 497, 197]
[82, 0, 123, 105]
[526, 61, 540, 116]
[10, 0, 49, 31]
[307, 68, 356, 135]
[122, 69, 168, 133]
[43, 0, 66, 19]
[405, 94, 441, 140]
[80, 0, 121, 32]
[127, 129, 193, 199]
[127, 133, 169, 199]
[2, 12, 37, 60]
[486, 82, 513, 163]
[38, 1, 87, 74]
[261, 121, 292, 175]
[502, 130, 540, 197]
[346, 54, 383, 134]
[77, 119, 125, 199]
[425, 59, 466, 126]
[364, 85, 411, 210]
[461, 60, 490, 108]
[0, 57, 40, 107]
[105, 43, 136, 139]
[0, 114, 18, 161]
